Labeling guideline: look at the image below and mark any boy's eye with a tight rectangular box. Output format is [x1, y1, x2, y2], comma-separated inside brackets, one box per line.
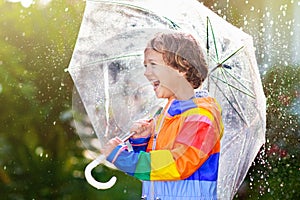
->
[144, 63, 156, 68]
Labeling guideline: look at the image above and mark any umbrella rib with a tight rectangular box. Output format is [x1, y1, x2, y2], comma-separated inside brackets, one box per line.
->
[207, 17, 219, 62]
[220, 46, 244, 65]
[218, 45, 255, 98]
[206, 17, 209, 57]
[219, 68, 249, 126]
[208, 46, 243, 78]
[208, 46, 244, 93]
[222, 69, 256, 98]
[103, 64, 110, 137]
[211, 77, 248, 125]
[210, 74, 255, 99]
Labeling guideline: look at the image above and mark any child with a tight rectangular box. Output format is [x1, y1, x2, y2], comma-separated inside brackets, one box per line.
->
[103, 32, 224, 200]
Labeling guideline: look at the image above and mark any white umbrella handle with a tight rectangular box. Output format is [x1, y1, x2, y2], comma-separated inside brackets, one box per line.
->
[84, 154, 117, 189]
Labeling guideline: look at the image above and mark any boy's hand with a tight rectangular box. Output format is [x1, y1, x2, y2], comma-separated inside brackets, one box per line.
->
[130, 119, 154, 139]
[101, 137, 123, 157]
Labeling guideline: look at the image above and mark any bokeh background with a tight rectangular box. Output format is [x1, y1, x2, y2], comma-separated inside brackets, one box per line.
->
[0, 0, 299, 199]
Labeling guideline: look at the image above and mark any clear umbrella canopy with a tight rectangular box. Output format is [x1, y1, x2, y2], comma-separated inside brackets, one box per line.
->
[68, 0, 266, 198]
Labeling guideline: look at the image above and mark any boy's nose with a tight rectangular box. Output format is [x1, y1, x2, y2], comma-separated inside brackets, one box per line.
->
[144, 65, 153, 77]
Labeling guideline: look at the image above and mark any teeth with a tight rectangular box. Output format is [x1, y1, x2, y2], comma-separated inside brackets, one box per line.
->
[150, 80, 160, 90]
[152, 80, 160, 86]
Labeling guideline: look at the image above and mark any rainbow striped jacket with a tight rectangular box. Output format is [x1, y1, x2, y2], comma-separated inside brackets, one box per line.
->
[107, 95, 223, 200]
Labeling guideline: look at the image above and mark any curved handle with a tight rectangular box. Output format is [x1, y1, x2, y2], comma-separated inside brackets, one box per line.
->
[84, 155, 117, 190]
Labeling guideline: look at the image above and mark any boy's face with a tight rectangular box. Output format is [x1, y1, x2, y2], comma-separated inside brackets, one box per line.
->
[144, 49, 175, 100]
[143, 49, 194, 100]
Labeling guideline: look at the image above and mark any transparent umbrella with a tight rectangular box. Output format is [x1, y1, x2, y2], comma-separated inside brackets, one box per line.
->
[67, 0, 266, 198]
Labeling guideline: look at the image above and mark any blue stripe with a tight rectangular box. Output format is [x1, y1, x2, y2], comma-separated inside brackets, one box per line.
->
[168, 99, 197, 116]
[186, 153, 220, 181]
[142, 180, 217, 200]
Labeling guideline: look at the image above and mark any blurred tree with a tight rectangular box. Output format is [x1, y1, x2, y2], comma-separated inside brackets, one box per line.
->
[0, 1, 141, 199]
[235, 65, 300, 199]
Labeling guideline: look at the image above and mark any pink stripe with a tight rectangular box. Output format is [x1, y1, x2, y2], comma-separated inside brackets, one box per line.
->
[131, 143, 148, 147]
[112, 146, 127, 163]
[185, 115, 212, 125]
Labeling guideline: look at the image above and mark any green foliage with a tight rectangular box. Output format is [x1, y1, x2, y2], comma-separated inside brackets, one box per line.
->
[0, 1, 141, 199]
[264, 66, 300, 152]
[235, 66, 300, 199]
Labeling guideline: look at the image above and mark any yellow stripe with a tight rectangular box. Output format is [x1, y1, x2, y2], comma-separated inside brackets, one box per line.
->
[181, 108, 214, 121]
[150, 150, 181, 180]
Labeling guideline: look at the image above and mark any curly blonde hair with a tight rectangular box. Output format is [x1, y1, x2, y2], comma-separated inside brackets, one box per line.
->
[146, 32, 208, 89]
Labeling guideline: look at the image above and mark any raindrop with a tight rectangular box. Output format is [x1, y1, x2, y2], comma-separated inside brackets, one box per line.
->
[282, 10, 286, 17]
[280, 183, 284, 187]
[284, 61, 288, 66]
[65, 8, 69, 12]
[0, 84, 2, 94]
[53, 121, 56, 125]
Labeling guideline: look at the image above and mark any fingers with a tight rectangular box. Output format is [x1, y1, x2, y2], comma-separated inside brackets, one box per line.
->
[130, 120, 154, 139]
[102, 137, 123, 157]
[110, 137, 123, 145]
[131, 120, 152, 133]
[130, 124, 148, 135]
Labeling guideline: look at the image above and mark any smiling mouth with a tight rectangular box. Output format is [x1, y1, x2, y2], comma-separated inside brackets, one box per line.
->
[151, 80, 160, 91]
